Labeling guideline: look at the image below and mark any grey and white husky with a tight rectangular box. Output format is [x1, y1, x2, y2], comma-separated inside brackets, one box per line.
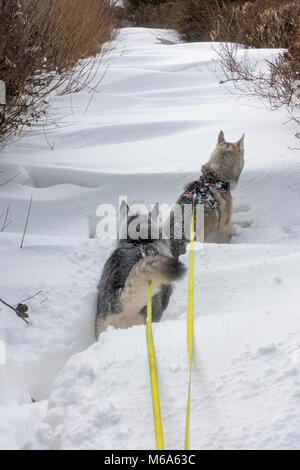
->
[95, 203, 185, 339]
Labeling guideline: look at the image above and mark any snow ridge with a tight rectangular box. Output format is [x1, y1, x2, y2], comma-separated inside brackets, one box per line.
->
[0, 28, 299, 450]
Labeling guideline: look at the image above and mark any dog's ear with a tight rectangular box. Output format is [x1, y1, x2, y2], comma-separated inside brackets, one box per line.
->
[218, 130, 225, 145]
[120, 200, 130, 221]
[151, 203, 160, 221]
[236, 133, 245, 152]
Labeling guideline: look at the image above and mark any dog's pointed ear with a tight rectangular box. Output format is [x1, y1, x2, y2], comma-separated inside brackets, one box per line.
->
[120, 200, 130, 220]
[237, 133, 245, 152]
[218, 130, 225, 145]
[151, 203, 159, 221]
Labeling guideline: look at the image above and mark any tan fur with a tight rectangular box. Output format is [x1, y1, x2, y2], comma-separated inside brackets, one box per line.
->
[96, 311, 146, 337]
[96, 255, 175, 337]
[200, 131, 245, 243]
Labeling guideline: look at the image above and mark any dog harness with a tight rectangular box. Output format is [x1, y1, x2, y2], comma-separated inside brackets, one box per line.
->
[184, 176, 230, 217]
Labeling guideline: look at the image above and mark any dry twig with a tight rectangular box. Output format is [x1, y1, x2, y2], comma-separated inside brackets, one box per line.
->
[20, 196, 32, 249]
[0, 0, 115, 145]
[0, 297, 29, 324]
[216, 42, 300, 144]
[0, 169, 24, 188]
[0, 290, 42, 324]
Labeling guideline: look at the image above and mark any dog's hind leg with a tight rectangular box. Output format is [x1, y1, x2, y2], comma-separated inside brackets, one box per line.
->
[119, 255, 184, 323]
[140, 291, 164, 323]
[212, 190, 235, 240]
[95, 308, 146, 339]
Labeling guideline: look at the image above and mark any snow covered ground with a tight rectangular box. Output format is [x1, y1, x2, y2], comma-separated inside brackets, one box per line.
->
[0, 28, 299, 450]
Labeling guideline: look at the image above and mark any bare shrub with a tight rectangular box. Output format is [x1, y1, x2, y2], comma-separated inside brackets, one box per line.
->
[174, 0, 226, 42]
[219, 44, 299, 108]
[123, 0, 177, 27]
[217, 41, 300, 143]
[133, 0, 299, 48]
[211, 0, 300, 48]
[0, 0, 115, 145]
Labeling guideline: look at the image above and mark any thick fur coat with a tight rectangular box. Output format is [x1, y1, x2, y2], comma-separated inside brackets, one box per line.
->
[95, 205, 185, 339]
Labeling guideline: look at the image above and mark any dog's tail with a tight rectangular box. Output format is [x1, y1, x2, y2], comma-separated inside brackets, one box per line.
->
[120, 255, 185, 318]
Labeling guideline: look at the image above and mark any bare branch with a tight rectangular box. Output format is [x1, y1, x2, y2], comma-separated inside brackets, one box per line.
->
[216, 42, 300, 144]
[17, 290, 43, 305]
[42, 125, 55, 151]
[20, 197, 33, 249]
[0, 297, 29, 324]
[0, 0, 115, 145]
[1, 206, 9, 232]
[0, 170, 24, 188]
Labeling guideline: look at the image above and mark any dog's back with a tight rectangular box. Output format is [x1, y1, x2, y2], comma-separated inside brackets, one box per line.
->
[96, 205, 185, 338]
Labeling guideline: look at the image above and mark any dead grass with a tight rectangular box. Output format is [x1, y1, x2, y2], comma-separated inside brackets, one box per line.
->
[211, 0, 300, 48]
[0, 0, 115, 145]
[122, 0, 300, 49]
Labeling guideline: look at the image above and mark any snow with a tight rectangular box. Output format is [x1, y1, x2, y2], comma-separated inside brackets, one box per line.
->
[0, 401, 47, 450]
[0, 28, 299, 450]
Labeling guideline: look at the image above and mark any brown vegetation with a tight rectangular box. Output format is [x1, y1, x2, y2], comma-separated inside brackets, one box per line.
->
[122, 0, 300, 145]
[122, 0, 300, 49]
[217, 40, 300, 143]
[0, 0, 115, 145]
[210, 0, 300, 48]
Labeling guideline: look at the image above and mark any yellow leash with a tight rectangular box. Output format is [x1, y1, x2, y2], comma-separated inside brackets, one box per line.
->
[143, 204, 195, 450]
[185, 208, 195, 450]
[140, 244, 164, 450]
[146, 280, 165, 450]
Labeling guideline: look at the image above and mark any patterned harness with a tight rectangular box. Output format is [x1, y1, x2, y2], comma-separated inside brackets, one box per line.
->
[184, 176, 230, 218]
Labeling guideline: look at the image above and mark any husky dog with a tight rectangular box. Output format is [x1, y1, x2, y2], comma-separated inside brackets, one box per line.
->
[95, 203, 185, 339]
[164, 130, 245, 249]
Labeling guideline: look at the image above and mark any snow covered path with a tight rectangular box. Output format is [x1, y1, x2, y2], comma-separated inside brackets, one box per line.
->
[0, 28, 299, 450]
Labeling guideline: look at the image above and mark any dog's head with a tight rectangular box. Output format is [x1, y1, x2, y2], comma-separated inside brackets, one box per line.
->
[202, 131, 245, 188]
[118, 201, 160, 244]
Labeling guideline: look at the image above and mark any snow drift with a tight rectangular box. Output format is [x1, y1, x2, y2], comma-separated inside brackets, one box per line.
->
[0, 28, 299, 450]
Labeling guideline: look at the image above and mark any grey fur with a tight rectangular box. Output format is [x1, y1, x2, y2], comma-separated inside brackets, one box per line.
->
[96, 209, 185, 339]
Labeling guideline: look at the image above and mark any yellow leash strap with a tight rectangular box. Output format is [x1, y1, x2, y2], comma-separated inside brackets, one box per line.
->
[185, 207, 195, 450]
[146, 281, 165, 450]
[140, 244, 164, 450]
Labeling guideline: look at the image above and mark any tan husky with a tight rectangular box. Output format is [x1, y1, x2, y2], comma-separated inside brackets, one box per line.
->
[200, 130, 245, 242]
[195, 130, 245, 242]
[168, 131, 245, 247]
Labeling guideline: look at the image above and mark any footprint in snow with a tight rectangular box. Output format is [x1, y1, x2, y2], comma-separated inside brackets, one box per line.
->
[234, 219, 254, 229]
[234, 204, 251, 214]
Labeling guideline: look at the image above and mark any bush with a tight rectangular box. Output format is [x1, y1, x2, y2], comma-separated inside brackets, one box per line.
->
[0, 0, 115, 145]
[174, 0, 225, 42]
[122, 0, 300, 49]
[122, 1, 244, 37]
[123, 0, 176, 27]
[217, 40, 300, 143]
[211, 0, 300, 48]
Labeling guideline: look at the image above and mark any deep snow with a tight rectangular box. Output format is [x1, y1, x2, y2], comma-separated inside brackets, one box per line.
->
[0, 28, 299, 450]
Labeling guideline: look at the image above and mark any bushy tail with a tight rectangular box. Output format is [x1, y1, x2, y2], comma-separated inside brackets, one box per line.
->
[120, 255, 185, 318]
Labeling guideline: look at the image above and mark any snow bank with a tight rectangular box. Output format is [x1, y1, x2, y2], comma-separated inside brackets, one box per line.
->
[0, 401, 47, 450]
[25, 244, 300, 449]
[0, 28, 299, 449]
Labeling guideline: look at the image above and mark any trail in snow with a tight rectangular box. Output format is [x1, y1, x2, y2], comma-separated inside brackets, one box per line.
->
[0, 28, 299, 450]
